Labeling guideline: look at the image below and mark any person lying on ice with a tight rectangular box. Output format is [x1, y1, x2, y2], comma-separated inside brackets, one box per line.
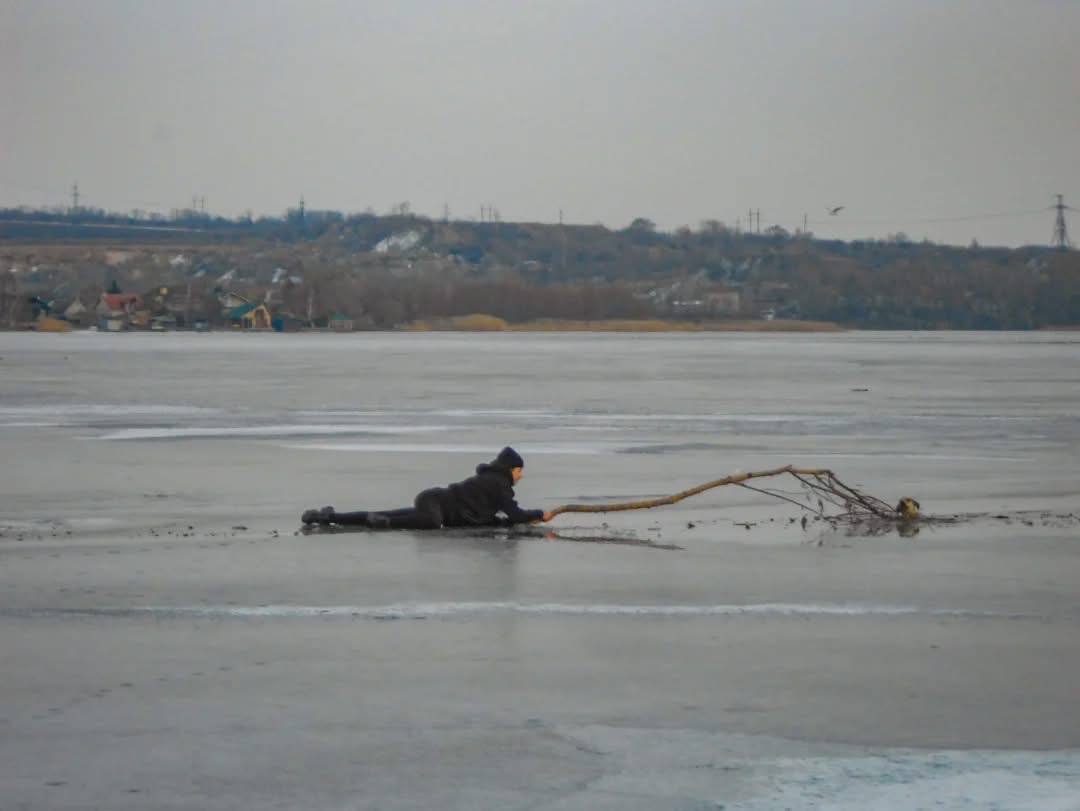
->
[301, 446, 555, 529]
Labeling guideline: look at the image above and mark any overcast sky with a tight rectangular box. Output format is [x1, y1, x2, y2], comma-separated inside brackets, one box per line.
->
[2, 0, 1078, 246]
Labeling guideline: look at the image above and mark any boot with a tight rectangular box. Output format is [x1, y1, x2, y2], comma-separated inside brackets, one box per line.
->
[301, 505, 336, 525]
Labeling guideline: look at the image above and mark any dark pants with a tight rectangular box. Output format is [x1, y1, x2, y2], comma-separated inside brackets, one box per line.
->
[333, 487, 455, 530]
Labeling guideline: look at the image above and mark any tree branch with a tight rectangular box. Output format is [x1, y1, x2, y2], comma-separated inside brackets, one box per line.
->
[547, 465, 904, 522]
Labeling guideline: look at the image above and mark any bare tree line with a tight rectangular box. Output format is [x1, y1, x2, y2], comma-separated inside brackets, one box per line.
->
[286, 271, 653, 328]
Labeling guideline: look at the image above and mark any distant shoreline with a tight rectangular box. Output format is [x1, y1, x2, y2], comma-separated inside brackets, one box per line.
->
[406, 316, 846, 333]
[15, 320, 1080, 334]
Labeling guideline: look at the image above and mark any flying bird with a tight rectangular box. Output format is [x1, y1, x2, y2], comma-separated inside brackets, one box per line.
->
[827, 206, 844, 216]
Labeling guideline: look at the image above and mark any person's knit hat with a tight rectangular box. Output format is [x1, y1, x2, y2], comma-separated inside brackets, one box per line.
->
[493, 446, 524, 470]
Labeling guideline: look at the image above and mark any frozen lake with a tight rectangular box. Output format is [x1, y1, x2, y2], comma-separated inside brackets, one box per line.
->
[1, 331, 1079, 809]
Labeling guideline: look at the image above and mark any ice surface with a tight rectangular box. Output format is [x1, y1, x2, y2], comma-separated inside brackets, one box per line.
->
[727, 750, 1080, 810]
[37, 601, 1019, 620]
[2, 330, 1079, 810]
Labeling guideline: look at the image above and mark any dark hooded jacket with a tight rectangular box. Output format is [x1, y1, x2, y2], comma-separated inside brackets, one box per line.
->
[439, 462, 543, 526]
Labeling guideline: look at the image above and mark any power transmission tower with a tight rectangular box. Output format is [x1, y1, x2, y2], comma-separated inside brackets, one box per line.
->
[1052, 194, 1073, 250]
[71, 181, 80, 213]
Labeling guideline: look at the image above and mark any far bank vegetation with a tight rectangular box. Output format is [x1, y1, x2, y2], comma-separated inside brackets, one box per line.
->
[2, 205, 1078, 330]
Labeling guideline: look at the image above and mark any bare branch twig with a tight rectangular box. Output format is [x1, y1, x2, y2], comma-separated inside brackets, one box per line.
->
[548, 465, 903, 523]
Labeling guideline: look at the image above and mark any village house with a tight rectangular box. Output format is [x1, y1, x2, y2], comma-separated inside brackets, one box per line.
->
[228, 302, 272, 330]
[271, 313, 304, 332]
[62, 298, 86, 323]
[662, 274, 743, 318]
[329, 313, 354, 332]
[61, 289, 101, 327]
[96, 292, 146, 331]
[750, 281, 800, 320]
[218, 290, 250, 311]
[144, 285, 206, 328]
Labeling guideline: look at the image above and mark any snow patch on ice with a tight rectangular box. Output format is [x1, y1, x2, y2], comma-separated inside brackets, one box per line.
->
[81, 601, 1018, 620]
[0, 404, 220, 418]
[96, 424, 450, 441]
[729, 750, 1080, 810]
[285, 442, 606, 455]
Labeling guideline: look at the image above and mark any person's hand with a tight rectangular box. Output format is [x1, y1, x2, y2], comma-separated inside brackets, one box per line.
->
[542, 511, 555, 522]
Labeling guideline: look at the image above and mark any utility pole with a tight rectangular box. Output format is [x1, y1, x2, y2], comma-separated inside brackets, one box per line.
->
[71, 181, 80, 213]
[748, 209, 753, 235]
[298, 195, 305, 223]
[803, 213, 808, 234]
[1052, 194, 1072, 250]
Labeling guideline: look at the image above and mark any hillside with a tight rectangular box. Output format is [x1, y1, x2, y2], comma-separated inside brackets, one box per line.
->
[2, 208, 1078, 329]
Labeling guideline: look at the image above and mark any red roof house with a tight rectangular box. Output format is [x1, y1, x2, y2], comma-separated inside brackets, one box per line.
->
[97, 293, 145, 316]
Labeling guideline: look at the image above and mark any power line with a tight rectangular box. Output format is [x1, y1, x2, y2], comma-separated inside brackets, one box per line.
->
[808, 207, 1048, 227]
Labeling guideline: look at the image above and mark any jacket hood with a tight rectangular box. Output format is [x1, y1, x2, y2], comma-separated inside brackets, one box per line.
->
[475, 462, 513, 481]
[475, 447, 523, 481]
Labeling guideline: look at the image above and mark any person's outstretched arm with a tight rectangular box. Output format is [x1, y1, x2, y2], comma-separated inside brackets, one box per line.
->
[497, 483, 548, 525]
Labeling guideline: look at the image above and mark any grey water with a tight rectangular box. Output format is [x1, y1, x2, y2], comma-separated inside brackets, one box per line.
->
[1, 331, 1079, 809]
